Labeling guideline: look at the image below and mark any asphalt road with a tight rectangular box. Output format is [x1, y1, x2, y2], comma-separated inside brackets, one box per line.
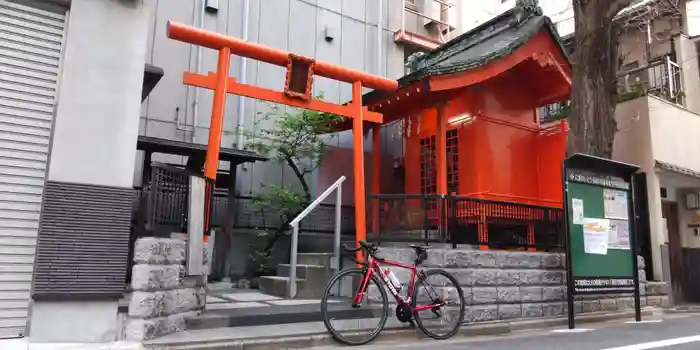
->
[313, 313, 700, 350]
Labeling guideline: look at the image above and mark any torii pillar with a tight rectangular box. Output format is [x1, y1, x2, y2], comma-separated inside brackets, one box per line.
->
[166, 22, 398, 261]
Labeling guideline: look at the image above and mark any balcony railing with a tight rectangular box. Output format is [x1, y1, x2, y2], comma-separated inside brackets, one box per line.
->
[539, 100, 571, 124]
[396, 0, 457, 50]
[539, 55, 684, 121]
[368, 194, 565, 251]
[618, 55, 683, 104]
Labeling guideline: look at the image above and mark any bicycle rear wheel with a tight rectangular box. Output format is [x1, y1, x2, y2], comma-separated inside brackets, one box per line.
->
[412, 269, 465, 340]
[321, 268, 389, 346]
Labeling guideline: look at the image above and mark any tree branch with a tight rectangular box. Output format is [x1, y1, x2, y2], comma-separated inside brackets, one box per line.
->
[286, 156, 312, 203]
[608, 0, 635, 19]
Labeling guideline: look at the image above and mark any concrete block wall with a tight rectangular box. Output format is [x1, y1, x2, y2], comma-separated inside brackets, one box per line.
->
[124, 238, 206, 340]
[379, 247, 670, 323]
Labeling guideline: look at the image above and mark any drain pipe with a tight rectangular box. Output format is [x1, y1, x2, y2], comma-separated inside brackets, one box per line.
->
[235, 0, 250, 151]
[192, 0, 206, 143]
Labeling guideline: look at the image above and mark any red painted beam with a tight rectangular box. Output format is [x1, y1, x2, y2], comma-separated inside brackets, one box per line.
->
[183, 72, 383, 123]
[168, 21, 398, 92]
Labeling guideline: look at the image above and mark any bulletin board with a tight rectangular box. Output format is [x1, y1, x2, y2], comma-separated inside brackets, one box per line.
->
[562, 153, 642, 329]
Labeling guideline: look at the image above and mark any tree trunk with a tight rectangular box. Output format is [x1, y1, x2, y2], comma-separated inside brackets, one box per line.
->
[568, 0, 633, 158]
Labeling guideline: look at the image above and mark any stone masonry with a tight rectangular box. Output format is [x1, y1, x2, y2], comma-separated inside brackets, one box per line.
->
[379, 247, 669, 323]
[124, 237, 206, 340]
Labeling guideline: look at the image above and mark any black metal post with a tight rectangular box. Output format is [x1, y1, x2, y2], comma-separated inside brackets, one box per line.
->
[423, 196, 429, 244]
[562, 163, 576, 329]
[440, 195, 447, 244]
[376, 197, 382, 246]
[450, 195, 457, 248]
[142, 150, 152, 188]
[629, 175, 643, 322]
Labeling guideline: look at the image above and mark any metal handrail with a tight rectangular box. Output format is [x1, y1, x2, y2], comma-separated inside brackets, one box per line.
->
[287, 176, 346, 298]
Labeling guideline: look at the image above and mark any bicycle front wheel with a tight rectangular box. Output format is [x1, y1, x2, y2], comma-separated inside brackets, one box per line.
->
[412, 269, 465, 340]
[321, 268, 389, 346]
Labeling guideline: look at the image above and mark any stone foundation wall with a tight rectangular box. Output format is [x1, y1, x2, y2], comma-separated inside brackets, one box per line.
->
[379, 247, 669, 323]
[124, 238, 206, 340]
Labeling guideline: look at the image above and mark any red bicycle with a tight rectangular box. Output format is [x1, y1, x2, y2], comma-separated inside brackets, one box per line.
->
[320, 240, 465, 345]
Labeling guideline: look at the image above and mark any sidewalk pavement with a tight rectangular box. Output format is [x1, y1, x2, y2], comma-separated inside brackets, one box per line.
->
[145, 307, 669, 349]
[0, 338, 143, 350]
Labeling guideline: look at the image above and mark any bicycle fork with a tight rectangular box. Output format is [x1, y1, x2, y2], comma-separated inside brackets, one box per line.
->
[351, 269, 373, 308]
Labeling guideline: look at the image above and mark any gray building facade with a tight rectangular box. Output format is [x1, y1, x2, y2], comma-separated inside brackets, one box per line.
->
[139, 0, 467, 197]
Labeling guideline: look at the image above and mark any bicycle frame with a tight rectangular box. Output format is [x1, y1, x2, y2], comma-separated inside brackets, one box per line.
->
[352, 255, 443, 312]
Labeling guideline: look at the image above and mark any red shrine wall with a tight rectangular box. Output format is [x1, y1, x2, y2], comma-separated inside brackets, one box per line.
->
[404, 73, 567, 208]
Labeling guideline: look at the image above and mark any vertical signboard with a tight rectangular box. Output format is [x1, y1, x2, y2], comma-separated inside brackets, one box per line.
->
[563, 154, 642, 329]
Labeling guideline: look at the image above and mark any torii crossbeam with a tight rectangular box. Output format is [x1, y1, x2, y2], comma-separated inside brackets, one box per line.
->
[167, 22, 398, 262]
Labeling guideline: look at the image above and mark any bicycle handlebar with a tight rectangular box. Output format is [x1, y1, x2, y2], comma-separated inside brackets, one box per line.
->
[341, 240, 377, 254]
[340, 240, 379, 266]
[341, 244, 361, 254]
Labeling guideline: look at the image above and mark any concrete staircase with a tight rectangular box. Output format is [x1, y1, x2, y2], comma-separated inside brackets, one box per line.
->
[258, 252, 335, 298]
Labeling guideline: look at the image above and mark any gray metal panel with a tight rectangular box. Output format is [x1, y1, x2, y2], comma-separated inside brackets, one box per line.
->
[316, 0, 341, 13]
[339, 16, 366, 106]
[386, 0, 403, 32]
[145, 0, 195, 124]
[0, 0, 64, 339]
[289, 0, 317, 57]
[365, 24, 379, 75]
[313, 8, 342, 104]
[33, 182, 134, 299]
[342, 0, 365, 21]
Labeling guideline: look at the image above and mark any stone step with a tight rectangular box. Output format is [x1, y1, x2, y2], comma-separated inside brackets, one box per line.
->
[258, 276, 303, 298]
[277, 264, 327, 279]
[258, 275, 328, 299]
[298, 253, 332, 266]
[185, 302, 386, 330]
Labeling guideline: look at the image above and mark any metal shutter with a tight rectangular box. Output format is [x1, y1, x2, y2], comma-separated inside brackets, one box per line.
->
[0, 0, 65, 339]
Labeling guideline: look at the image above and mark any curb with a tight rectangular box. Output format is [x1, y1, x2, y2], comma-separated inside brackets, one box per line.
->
[665, 307, 700, 315]
[146, 307, 665, 350]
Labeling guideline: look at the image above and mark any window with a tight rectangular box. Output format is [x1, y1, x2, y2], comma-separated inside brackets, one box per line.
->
[420, 135, 437, 195]
[446, 129, 459, 194]
[419, 129, 460, 195]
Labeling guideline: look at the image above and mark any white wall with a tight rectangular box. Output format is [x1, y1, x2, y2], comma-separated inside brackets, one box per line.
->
[48, 0, 149, 188]
[614, 95, 700, 280]
[29, 301, 119, 343]
[461, 0, 574, 35]
[686, 0, 700, 36]
[649, 97, 700, 173]
[613, 97, 667, 281]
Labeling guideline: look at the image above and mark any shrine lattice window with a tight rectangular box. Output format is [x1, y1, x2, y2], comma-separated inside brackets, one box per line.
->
[419, 129, 459, 195]
[419, 135, 437, 194]
[446, 129, 459, 194]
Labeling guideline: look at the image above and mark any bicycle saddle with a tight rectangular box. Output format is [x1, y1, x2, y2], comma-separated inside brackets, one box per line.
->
[409, 244, 429, 265]
[408, 244, 430, 252]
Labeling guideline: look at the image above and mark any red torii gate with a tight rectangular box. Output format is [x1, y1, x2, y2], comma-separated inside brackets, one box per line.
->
[166, 22, 398, 259]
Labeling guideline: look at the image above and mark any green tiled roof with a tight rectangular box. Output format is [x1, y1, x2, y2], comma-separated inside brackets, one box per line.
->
[364, 4, 570, 104]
